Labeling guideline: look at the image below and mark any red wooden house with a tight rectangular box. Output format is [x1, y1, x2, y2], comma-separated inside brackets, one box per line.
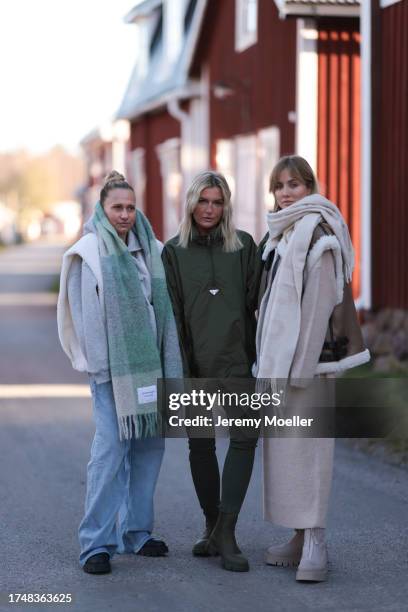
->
[117, 0, 363, 283]
[116, 0, 407, 326]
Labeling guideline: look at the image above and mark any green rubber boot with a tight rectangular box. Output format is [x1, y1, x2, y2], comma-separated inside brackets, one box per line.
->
[206, 512, 249, 572]
[192, 515, 218, 556]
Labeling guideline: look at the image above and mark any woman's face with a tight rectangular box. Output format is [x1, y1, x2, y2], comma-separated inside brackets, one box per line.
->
[103, 188, 136, 241]
[274, 168, 311, 210]
[192, 186, 224, 234]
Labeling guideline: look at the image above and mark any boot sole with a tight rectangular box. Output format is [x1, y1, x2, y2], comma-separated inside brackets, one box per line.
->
[208, 542, 249, 572]
[222, 559, 249, 572]
[265, 556, 300, 568]
[296, 568, 327, 582]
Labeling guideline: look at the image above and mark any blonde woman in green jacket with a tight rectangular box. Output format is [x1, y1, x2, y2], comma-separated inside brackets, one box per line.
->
[162, 171, 258, 572]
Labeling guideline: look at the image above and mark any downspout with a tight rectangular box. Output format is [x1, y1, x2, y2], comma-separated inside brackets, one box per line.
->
[360, 0, 372, 310]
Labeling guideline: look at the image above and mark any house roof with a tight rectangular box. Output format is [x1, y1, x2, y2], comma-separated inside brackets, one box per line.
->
[124, 0, 162, 23]
[274, 0, 360, 17]
[117, 0, 208, 121]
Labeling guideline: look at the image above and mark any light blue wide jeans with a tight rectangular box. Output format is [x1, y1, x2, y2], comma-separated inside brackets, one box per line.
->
[79, 380, 165, 566]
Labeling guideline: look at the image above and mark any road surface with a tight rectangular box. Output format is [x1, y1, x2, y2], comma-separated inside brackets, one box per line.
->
[0, 241, 407, 612]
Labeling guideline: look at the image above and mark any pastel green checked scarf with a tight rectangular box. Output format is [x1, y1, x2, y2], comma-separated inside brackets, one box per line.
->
[92, 201, 182, 440]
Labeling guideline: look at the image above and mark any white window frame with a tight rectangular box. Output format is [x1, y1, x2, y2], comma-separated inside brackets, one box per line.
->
[234, 134, 258, 237]
[235, 0, 258, 53]
[215, 125, 280, 242]
[295, 19, 318, 172]
[156, 137, 182, 241]
[129, 148, 146, 213]
[257, 126, 280, 235]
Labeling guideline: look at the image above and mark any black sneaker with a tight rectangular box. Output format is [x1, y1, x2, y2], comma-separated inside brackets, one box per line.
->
[83, 553, 111, 574]
[137, 539, 169, 557]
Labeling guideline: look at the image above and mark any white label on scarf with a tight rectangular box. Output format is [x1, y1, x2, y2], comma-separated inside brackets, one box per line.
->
[137, 385, 157, 404]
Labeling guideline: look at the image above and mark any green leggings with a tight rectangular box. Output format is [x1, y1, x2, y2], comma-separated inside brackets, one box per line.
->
[188, 436, 258, 516]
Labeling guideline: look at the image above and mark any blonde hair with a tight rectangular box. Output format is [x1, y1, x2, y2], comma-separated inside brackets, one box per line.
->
[177, 170, 243, 252]
[269, 155, 319, 211]
[100, 170, 134, 206]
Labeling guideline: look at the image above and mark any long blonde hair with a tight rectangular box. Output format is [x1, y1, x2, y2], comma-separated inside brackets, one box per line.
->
[269, 155, 319, 212]
[177, 170, 242, 252]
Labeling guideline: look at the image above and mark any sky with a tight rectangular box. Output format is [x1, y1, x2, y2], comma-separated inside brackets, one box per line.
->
[0, 0, 139, 154]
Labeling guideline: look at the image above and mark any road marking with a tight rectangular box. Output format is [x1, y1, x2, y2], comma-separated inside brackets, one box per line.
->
[0, 293, 58, 306]
[0, 385, 91, 398]
[0, 268, 61, 275]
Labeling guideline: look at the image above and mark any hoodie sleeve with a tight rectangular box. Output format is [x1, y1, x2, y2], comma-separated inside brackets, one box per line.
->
[67, 258, 111, 383]
[66, 256, 86, 359]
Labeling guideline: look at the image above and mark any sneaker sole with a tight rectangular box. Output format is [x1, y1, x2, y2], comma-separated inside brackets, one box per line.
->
[83, 565, 111, 575]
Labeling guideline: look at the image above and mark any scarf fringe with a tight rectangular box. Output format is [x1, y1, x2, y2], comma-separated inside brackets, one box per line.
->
[255, 378, 288, 401]
[119, 412, 160, 441]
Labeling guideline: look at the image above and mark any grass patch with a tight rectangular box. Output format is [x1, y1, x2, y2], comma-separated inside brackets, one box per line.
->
[49, 277, 60, 293]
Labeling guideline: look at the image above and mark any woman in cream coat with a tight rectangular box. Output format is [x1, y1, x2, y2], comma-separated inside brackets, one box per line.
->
[254, 156, 369, 582]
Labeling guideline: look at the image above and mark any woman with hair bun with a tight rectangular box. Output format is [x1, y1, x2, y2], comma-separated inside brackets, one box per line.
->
[255, 155, 369, 582]
[57, 171, 182, 574]
[162, 170, 258, 572]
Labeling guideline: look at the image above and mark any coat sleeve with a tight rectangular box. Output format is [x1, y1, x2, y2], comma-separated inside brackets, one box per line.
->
[161, 245, 193, 377]
[290, 249, 338, 383]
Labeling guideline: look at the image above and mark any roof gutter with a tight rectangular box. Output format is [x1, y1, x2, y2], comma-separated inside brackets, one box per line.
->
[117, 82, 201, 121]
[274, 1, 360, 19]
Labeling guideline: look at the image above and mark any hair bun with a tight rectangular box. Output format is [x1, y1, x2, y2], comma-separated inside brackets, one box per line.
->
[104, 170, 126, 186]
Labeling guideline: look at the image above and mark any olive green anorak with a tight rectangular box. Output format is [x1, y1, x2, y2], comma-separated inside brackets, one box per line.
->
[162, 228, 257, 378]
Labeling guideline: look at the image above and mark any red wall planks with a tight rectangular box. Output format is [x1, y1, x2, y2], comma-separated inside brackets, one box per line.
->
[372, 0, 408, 309]
[317, 19, 361, 298]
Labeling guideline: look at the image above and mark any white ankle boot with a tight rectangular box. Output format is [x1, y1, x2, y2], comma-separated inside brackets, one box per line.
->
[265, 530, 304, 567]
[296, 527, 328, 582]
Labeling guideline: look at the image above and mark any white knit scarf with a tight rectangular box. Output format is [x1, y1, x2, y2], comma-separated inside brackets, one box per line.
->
[255, 194, 354, 381]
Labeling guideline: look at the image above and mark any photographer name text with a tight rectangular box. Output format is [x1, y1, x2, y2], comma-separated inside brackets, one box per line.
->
[168, 415, 314, 428]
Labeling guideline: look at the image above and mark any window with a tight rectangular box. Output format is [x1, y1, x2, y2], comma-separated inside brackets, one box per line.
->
[235, 0, 258, 53]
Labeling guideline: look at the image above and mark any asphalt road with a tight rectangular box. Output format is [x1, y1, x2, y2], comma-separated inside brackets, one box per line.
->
[0, 241, 407, 612]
